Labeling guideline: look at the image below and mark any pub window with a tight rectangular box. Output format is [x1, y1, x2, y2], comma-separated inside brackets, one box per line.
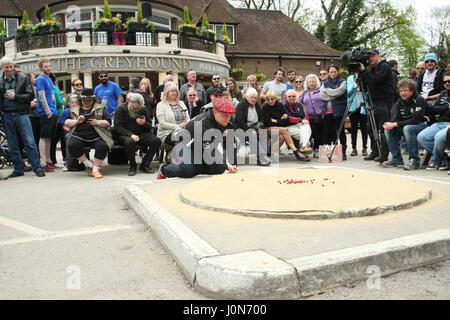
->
[3, 18, 19, 37]
[66, 10, 93, 29]
[213, 24, 235, 44]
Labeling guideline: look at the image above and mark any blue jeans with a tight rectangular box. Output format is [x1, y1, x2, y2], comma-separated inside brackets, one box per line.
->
[2, 112, 42, 173]
[387, 123, 426, 163]
[417, 122, 450, 165]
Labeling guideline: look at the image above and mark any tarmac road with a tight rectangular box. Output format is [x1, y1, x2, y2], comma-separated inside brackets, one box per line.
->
[0, 152, 449, 300]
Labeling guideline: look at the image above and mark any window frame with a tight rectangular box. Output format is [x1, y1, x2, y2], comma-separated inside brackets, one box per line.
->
[212, 24, 235, 44]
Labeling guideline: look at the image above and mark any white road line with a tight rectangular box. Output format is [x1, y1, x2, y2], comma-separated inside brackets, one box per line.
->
[0, 216, 48, 236]
[0, 224, 132, 247]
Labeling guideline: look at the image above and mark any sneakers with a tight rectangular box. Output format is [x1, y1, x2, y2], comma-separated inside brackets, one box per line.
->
[382, 159, 404, 168]
[350, 149, 357, 156]
[362, 148, 368, 156]
[156, 164, 167, 180]
[426, 163, 439, 171]
[35, 170, 45, 177]
[438, 160, 449, 171]
[8, 171, 24, 178]
[404, 159, 419, 171]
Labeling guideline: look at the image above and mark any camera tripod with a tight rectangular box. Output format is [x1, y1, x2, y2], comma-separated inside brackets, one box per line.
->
[328, 76, 382, 162]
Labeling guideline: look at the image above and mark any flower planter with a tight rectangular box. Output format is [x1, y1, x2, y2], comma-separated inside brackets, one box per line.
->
[16, 29, 29, 38]
[127, 23, 149, 33]
[180, 26, 197, 36]
[34, 25, 52, 35]
[205, 33, 215, 41]
[96, 23, 114, 32]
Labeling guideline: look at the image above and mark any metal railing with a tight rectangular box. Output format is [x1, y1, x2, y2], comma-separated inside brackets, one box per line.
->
[91, 30, 158, 46]
[178, 34, 216, 54]
[16, 31, 67, 52]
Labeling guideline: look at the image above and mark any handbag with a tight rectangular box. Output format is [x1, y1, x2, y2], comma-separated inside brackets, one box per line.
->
[319, 144, 343, 163]
[309, 91, 325, 125]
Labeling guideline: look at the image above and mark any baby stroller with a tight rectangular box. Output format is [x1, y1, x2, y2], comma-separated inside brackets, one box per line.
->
[0, 116, 13, 169]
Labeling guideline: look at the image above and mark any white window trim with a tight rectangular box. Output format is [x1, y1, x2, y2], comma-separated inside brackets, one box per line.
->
[212, 24, 235, 44]
[3, 18, 19, 37]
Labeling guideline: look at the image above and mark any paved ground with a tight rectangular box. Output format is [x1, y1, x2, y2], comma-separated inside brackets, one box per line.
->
[0, 143, 449, 299]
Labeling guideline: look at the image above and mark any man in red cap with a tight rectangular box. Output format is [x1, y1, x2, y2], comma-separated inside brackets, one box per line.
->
[157, 97, 238, 179]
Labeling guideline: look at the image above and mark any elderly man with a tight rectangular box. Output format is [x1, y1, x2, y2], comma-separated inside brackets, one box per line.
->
[183, 88, 204, 118]
[235, 87, 270, 166]
[113, 93, 161, 176]
[180, 70, 207, 103]
[205, 74, 225, 104]
[157, 97, 238, 179]
[0, 56, 45, 178]
[283, 89, 313, 155]
[416, 62, 426, 79]
[154, 74, 174, 104]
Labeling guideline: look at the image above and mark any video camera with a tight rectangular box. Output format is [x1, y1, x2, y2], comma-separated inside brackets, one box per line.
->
[341, 48, 370, 73]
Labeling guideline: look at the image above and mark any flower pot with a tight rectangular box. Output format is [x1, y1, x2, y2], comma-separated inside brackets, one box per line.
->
[16, 29, 29, 38]
[98, 23, 114, 32]
[127, 23, 148, 33]
[181, 26, 197, 36]
[35, 25, 52, 34]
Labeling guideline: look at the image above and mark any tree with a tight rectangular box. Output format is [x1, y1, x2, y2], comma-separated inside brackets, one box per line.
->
[426, 5, 450, 68]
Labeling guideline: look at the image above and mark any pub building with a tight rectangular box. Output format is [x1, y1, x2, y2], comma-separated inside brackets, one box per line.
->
[0, 0, 340, 93]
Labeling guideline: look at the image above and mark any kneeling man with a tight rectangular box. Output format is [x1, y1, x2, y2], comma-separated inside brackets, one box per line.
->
[157, 98, 238, 179]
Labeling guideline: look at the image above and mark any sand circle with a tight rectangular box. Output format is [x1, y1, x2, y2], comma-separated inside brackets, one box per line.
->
[179, 168, 432, 219]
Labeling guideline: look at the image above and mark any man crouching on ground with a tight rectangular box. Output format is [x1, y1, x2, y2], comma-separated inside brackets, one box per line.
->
[157, 98, 238, 179]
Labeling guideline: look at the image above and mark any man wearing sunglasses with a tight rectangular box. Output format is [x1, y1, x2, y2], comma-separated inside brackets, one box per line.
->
[417, 71, 450, 171]
[417, 51, 445, 102]
[205, 74, 225, 104]
[183, 88, 204, 118]
[94, 70, 123, 117]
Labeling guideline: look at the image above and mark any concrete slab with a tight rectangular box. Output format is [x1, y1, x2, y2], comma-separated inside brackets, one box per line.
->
[123, 161, 450, 299]
[289, 229, 450, 296]
[195, 250, 301, 300]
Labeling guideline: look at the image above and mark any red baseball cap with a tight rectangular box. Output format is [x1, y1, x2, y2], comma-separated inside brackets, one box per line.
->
[213, 98, 236, 114]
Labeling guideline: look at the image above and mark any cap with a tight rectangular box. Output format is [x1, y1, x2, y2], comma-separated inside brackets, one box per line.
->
[213, 98, 236, 114]
[79, 88, 97, 100]
[209, 87, 223, 96]
[367, 49, 380, 55]
[424, 51, 438, 64]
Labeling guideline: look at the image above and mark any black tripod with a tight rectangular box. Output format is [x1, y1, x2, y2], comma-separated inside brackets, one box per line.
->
[328, 76, 381, 162]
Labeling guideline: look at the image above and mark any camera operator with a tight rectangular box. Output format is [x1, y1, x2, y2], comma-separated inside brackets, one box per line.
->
[358, 49, 395, 163]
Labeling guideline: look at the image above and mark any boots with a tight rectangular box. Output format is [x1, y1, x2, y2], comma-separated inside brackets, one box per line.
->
[139, 152, 155, 174]
[294, 150, 311, 162]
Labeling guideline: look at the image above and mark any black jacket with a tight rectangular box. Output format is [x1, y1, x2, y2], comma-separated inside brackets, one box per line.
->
[417, 68, 446, 98]
[262, 101, 290, 128]
[235, 98, 262, 131]
[0, 71, 34, 114]
[392, 69, 400, 101]
[429, 90, 450, 123]
[183, 109, 233, 170]
[360, 60, 395, 104]
[113, 103, 153, 137]
[183, 98, 205, 119]
[390, 93, 427, 127]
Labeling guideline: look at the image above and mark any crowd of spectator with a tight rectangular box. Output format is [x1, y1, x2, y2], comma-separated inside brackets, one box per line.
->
[1, 49, 449, 180]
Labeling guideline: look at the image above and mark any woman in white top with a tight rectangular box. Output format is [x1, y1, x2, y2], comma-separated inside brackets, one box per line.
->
[156, 82, 190, 144]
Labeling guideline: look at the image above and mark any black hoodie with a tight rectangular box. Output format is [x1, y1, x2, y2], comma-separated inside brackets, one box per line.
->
[429, 90, 450, 123]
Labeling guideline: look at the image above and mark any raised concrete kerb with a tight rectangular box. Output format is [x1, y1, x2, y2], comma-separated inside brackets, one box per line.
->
[195, 250, 301, 300]
[123, 185, 220, 284]
[289, 229, 450, 297]
[124, 184, 450, 299]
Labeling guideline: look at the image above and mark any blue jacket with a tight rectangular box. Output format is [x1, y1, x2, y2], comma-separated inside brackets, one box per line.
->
[282, 101, 306, 123]
[347, 75, 366, 115]
[323, 77, 347, 117]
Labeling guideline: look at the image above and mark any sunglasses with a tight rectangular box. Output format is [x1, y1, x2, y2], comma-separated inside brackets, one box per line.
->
[295, 81, 303, 83]
[188, 94, 197, 96]
[425, 60, 435, 64]
[320, 73, 328, 76]
[212, 78, 220, 80]
[99, 75, 108, 78]
[444, 80, 450, 84]
[74, 83, 82, 86]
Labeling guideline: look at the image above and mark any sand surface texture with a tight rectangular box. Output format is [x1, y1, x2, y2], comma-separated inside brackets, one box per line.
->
[179, 168, 432, 219]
